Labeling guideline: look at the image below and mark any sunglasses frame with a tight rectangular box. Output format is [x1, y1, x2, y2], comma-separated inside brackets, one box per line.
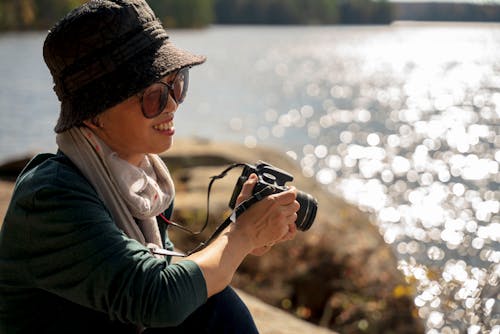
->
[139, 67, 190, 119]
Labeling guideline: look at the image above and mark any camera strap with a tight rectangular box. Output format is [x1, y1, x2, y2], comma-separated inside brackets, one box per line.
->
[229, 186, 276, 222]
[186, 186, 276, 255]
[155, 163, 276, 256]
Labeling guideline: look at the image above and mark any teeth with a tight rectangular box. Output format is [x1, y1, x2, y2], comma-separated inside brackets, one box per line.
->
[153, 121, 173, 131]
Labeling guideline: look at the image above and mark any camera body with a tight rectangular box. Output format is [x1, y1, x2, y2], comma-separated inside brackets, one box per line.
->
[229, 161, 317, 231]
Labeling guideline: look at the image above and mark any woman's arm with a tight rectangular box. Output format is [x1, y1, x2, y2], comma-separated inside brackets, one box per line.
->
[187, 174, 299, 297]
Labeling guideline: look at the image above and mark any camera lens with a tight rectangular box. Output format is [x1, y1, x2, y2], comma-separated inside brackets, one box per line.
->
[295, 191, 318, 231]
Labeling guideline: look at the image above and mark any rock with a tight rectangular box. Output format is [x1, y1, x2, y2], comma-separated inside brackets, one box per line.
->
[0, 181, 14, 221]
[0, 145, 338, 334]
[236, 288, 337, 334]
[0, 154, 32, 181]
[0, 138, 424, 333]
[163, 138, 424, 334]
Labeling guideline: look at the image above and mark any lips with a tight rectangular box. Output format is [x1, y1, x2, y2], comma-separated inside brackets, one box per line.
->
[152, 112, 174, 131]
[153, 120, 174, 131]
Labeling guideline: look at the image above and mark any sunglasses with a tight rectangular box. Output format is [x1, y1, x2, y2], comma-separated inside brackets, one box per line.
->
[139, 67, 190, 118]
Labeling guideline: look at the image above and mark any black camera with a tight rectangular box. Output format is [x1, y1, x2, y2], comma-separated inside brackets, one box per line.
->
[229, 161, 318, 231]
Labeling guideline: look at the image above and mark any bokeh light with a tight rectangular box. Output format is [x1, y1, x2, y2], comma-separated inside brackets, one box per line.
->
[241, 25, 500, 333]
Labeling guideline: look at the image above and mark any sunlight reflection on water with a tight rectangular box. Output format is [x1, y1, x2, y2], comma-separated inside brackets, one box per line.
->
[226, 24, 500, 333]
[0, 24, 498, 333]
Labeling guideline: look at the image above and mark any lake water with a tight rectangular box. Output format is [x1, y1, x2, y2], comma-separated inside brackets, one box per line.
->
[0, 23, 499, 333]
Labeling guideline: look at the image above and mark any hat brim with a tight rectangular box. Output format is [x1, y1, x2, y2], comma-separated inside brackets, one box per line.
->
[152, 40, 207, 79]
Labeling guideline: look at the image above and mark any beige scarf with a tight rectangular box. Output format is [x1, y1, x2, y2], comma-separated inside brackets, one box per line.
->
[56, 127, 174, 249]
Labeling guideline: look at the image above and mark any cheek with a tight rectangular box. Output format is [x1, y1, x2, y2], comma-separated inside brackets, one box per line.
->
[104, 115, 151, 148]
[120, 120, 152, 145]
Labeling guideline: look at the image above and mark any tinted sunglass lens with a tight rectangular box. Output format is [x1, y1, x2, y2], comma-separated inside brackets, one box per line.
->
[141, 68, 190, 118]
[142, 84, 165, 118]
[174, 69, 189, 103]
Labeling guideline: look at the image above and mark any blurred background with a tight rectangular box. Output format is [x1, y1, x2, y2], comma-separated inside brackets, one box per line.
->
[0, 0, 499, 333]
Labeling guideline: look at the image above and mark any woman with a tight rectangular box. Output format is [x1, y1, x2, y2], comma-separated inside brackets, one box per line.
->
[0, 1, 299, 333]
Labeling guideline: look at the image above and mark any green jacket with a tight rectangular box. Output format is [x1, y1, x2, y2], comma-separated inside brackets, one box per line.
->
[0, 152, 207, 333]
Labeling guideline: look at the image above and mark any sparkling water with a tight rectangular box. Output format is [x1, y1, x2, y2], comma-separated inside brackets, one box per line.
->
[0, 24, 498, 333]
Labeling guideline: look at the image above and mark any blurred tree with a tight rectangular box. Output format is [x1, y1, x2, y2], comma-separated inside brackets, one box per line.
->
[339, 0, 392, 24]
[2, 0, 497, 31]
[0, 0, 213, 30]
[0, 0, 36, 30]
[215, 0, 340, 25]
[34, 0, 85, 28]
[0, 0, 84, 30]
[148, 0, 214, 28]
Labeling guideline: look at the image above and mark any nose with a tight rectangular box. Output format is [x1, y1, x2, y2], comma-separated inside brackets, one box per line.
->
[163, 93, 178, 115]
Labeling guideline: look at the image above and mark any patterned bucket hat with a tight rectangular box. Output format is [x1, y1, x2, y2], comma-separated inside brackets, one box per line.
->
[43, 0, 206, 133]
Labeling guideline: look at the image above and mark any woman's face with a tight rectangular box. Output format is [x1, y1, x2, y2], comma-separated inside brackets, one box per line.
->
[86, 72, 179, 166]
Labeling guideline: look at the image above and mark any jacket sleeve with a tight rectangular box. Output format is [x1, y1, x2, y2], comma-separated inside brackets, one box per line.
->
[8, 158, 207, 327]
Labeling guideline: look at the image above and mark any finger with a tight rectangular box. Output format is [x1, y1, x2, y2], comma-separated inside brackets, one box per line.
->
[270, 187, 297, 205]
[279, 200, 300, 217]
[237, 173, 258, 204]
[283, 221, 297, 240]
[274, 221, 297, 244]
[290, 200, 300, 213]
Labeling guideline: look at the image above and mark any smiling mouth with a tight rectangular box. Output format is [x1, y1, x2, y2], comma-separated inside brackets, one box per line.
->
[153, 120, 174, 131]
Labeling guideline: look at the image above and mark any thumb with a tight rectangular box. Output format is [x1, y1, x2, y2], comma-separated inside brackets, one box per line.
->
[236, 173, 258, 205]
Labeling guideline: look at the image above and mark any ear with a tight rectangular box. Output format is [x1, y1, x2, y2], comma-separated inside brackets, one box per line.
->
[83, 117, 102, 130]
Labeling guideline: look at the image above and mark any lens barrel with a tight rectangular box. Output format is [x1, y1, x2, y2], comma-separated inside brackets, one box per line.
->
[295, 191, 318, 231]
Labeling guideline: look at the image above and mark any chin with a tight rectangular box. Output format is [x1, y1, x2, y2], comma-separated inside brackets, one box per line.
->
[154, 138, 173, 154]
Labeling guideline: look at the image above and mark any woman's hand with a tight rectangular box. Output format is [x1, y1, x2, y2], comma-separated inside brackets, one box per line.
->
[249, 222, 297, 256]
[187, 173, 300, 297]
[233, 174, 299, 255]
